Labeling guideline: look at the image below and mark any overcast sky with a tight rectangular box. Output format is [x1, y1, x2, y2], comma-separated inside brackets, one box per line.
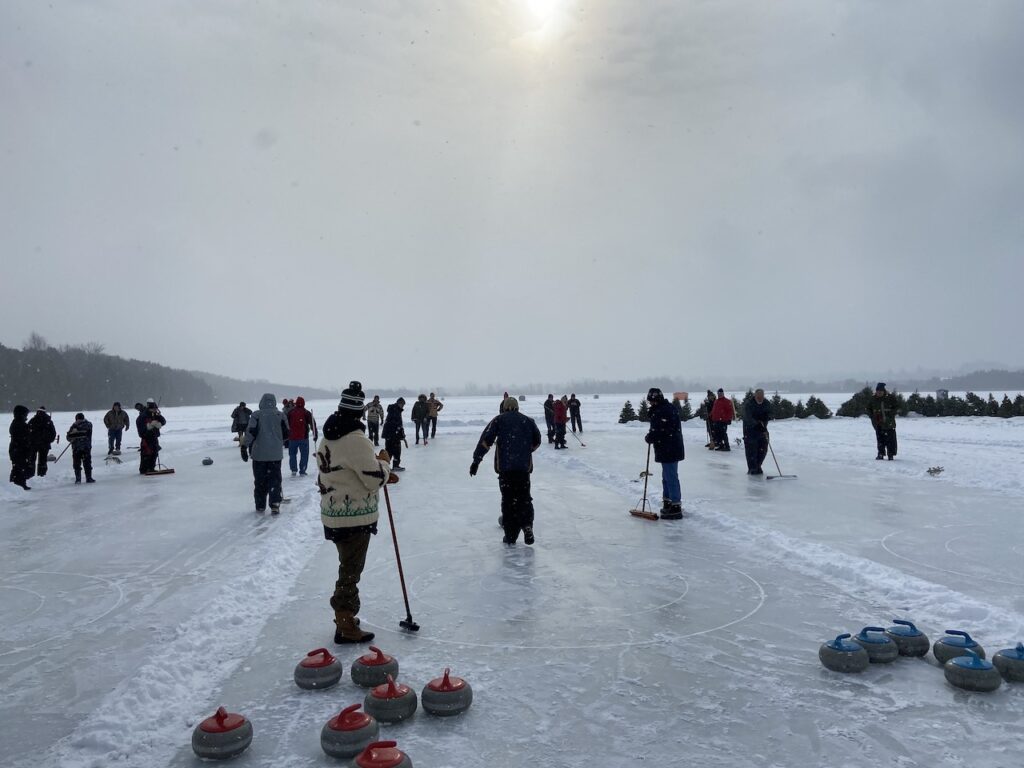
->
[1, 0, 1021, 391]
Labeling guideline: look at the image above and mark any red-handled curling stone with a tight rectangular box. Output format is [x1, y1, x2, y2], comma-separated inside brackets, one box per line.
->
[364, 674, 417, 723]
[321, 703, 380, 759]
[191, 706, 253, 760]
[421, 668, 473, 716]
[294, 647, 343, 690]
[355, 740, 413, 768]
[351, 646, 399, 688]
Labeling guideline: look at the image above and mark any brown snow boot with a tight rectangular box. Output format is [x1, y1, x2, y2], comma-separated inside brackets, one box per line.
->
[333, 611, 374, 644]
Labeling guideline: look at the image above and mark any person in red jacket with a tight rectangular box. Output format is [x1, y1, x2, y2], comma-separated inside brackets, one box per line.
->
[287, 396, 318, 476]
[710, 388, 735, 451]
[553, 395, 570, 449]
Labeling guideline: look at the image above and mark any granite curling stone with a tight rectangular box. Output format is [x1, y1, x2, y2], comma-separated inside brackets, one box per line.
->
[295, 647, 343, 690]
[364, 674, 418, 723]
[992, 642, 1024, 683]
[933, 630, 986, 665]
[421, 667, 473, 716]
[851, 626, 899, 664]
[819, 633, 870, 673]
[351, 646, 399, 688]
[884, 619, 930, 657]
[321, 703, 380, 759]
[191, 706, 253, 760]
[355, 740, 413, 768]
[944, 649, 1001, 692]
[202, 457, 214, 466]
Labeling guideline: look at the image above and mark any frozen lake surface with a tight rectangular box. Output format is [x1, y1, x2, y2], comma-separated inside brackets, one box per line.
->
[2, 394, 1022, 767]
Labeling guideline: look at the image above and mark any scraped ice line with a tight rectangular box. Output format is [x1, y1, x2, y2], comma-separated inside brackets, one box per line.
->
[42, 485, 321, 768]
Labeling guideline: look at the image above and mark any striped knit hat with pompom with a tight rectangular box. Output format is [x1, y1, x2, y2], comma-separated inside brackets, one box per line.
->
[339, 381, 365, 411]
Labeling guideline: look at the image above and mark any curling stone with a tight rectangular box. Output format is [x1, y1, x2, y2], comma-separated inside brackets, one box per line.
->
[933, 630, 986, 665]
[884, 619, 930, 657]
[364, 674, 417, 724]
[421, 667, 473, 716]
[944, 649, 1001, 692]
[355, 740, 413, 768]
[294, 647, 343, 690]
[191, 706, 253, 760]
[818, 633, 870, 673]
[202, 457, 214, 466]
[851, 626, 899, 664]
[992, 642, 1024, 682]
[351, 646, 399, 688]
[321, 703, 380, 759]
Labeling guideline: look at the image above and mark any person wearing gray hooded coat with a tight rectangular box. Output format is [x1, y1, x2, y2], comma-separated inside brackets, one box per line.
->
[245, 393, 290, 513]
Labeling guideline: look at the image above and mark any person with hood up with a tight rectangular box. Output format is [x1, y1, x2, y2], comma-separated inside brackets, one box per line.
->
[9, 405, 33, 490]
[644, 388, 685, 519]
[102, 402, 130, 455]
[426, 393, 444, 439]
[552, 396, 569, 449]
[364, 395, 384, 446]
[316, 382, 398, 644]
[230, 401, 252, 461]
[245, 393, 290, 513]
[135, 399, 166, 474]
[66, 412, 95, 484]
[411, 394, 429, 445]
[287, 396, 318, 477]
[470, 396, 543, 545]
[381, 398, 406, 470]
[710, 389, 735, 450]
[543, 394, 556, 444]
[28, 406, 57, 477]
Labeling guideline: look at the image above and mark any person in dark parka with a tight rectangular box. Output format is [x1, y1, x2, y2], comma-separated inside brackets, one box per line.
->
[568, 393, 583, 433]
[9, 405, 33, 490]
[102, 402, 131, 455]
[471, 397, 543, 545]
[66, 413, 95, 484]
[245, 393, 290, 513]
[868, 382, 900, 460]
[230, 401, 252, 461]
[644, 388, 684, 519]
[27, 406, 57, 477]
[543, 394, 556, 444]
[742, 388, 773, 475]
[136, 399, 166, 474]
[381, 398, 406, 470]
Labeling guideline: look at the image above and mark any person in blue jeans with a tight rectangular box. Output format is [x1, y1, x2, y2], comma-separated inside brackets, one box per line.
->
[287, 396, 318, 476]
[103, 402, 130, 455]
[644, 388, 684, 520]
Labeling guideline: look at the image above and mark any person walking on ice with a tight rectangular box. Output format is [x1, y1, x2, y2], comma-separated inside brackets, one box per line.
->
[103, 402, 130, 455]
[245, 393, 289, 513]
[644, 388, 684, 520]
[742, 388, 772, 475]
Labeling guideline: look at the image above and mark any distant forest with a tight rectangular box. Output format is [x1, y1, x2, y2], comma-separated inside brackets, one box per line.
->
[0, 334, 335, 412]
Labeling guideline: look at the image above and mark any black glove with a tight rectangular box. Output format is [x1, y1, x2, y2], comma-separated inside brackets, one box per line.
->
[644, 433, 653, 444]
[469, 460, 480, 477]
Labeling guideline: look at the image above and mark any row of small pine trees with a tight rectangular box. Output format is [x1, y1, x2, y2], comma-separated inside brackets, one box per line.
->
[618, 391, 832, 424]
[837, 388, 1024, 418]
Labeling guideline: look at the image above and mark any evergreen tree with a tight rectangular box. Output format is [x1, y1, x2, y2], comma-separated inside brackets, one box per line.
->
[1014, 394, 1024, 417]
[906, 391, 924, 414]
[837, 387, 873, 418]
[619, 400, 638, 424]
[987, 393, 999, 417]
[998, 394, 1014, 418]
[805, 395, 833, 419]
[676, 399, 694, 421]
[794, 399, 807, 418]
[921, 395, 938, 417]
[965, 391, 987, 416]
[771, 392, 796, 419]
[637, 400, 650, 422]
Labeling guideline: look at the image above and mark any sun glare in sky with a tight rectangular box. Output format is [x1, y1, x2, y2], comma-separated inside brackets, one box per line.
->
[527, 0, 561, 24]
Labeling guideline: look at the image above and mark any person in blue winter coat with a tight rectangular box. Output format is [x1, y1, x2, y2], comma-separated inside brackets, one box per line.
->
[644, 388, 684, 520]
[470, 397, 543, 545]
[245, 393, 290, 513]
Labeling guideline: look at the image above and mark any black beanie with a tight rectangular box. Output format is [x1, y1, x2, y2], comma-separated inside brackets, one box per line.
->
[339, 380, 365, 411]
[876, 382, 886, 392]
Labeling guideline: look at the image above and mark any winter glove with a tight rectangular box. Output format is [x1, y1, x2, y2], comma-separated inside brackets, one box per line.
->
[644, 433, 653, 444]
[469, 460, 480, 477]
[387, 472, 400, 484]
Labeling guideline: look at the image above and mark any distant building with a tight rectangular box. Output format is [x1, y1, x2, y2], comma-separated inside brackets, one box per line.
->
[936, 389, 949, 401]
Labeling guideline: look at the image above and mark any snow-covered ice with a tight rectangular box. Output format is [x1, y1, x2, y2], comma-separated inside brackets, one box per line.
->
[1, 395, 1022, 768]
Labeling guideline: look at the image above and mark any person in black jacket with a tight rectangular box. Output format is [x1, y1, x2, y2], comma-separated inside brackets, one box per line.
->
[381, 398, 406, 470]
[470, 397, 543, 545]
[27, 406, 57, 477]
[644, 388, 684, 520]
[136, 399, 166, 474]
[230, 402, 252, 461]
[742, 389, 773, 475]
[568, 394, 583, 433]
[543, 394, 556, 444]
[410, 394, 429, 444]
[66, 413, 95, 484]
[9, 405, 33, 490]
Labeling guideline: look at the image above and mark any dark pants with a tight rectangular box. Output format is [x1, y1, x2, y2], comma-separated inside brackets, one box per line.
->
[428, 416, 437, 438]
[31, 446, 50, 477]
[712, 422, 730, 450]
[498, 471, 534, 543]
[554, 422, 567, 448]
[107, 428, 123, 453]
[875, 427, 897, 458]
[570, 411, 582, 432]
[385, 438, 402, 467]
[743, 430, 769, 472]
[73, 449, 93, 481]
[367, 421, 380, 446]
[414, 419, 428, 443]
[544, 414, 555, 443]
[252, 460, 283, 509]
[288, 438, 309, 474]
[330, 530, 372, 615]
[9, 448, 32, 487]
[139, 437, 159, 474]
[237, 430, 249, 461]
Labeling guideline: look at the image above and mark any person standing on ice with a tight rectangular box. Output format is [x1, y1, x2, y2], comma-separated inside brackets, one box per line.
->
[543, 394, 556, 444]
[245, 393, 289, 513]
[644, 388, 684, 519]
[316, 382, 398, 644]
[230, 401, 252, 461]
[710, 389, 735, 450]
[364, 395, 384, 446]
[426, 392, 444, 439]
[411, 394, 429, 444]
[470, 396, 543, 545]
[868, 382, 900, 460]
[102, 402, 130, 456]
[135, 400, 166, 474]
[699, 389, 716, 448]
[287, 396, 318, 477]
[742, 388, 773, 475]
[553, 396, 569, 449]
[381, 397, 406, 470]
[8, 405, 34, 490]
[66, 413, 95, 484]
[568, 393, 583, 433]
[27, 406, 57, 478]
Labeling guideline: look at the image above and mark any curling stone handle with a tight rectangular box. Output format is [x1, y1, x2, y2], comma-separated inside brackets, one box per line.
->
[859, 626, 886, 637]
[833, 633, 852, 643]
[891, 619, 917, 631]
[308, 647, 332, 660]
[959, 649, 985, 667]
[215, 707, 228, 725]
[945, 629, 974, 643]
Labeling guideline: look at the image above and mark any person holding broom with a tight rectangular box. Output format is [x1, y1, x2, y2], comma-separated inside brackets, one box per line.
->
[644, 388, 684, 519]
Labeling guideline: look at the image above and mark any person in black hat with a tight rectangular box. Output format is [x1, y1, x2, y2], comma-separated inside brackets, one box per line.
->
[27, 406, 57, 477]
[66, 412, 95, 484]
[381, 396, 407, 471]
[8, 405, 33, 490]
[868, 382, 900, 460]
[644, 388, 685, 519]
